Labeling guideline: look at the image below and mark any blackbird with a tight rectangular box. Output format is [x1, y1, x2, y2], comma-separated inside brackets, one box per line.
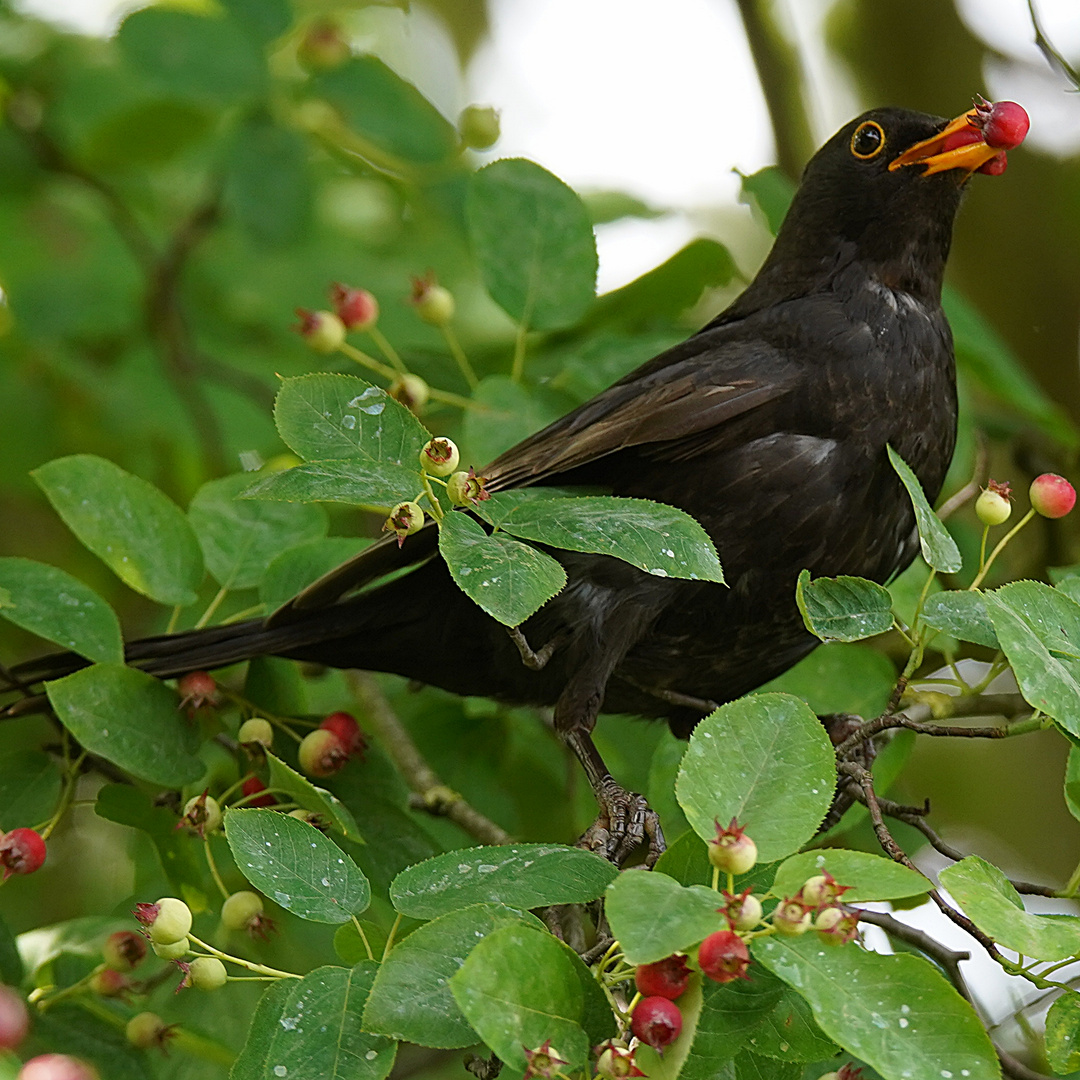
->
[4, 104, 1023, 863]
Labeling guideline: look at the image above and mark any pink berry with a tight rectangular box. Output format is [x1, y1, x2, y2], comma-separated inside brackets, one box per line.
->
[629, 996, 682, 1050]
[241, 776, 276, 807]
[0, 984, 29, 1050]
[978, 153, 1008, 176]
[319, 712, 367, 758]
[176, 671, 219, 712]
[298, 729, 349, 778]
[697, 930, 751, 983]
[329, 283, 379, 331]
[981, 100, 1030, 150]
[1030, 473, 1076, 519]
[18, 1055, 100, 1080]
[634, 954, 691, 1000]
[0, 828, 46, 877]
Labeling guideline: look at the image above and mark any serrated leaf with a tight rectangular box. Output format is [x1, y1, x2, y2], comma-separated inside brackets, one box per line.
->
[438, 511, 566, 627]
[744, 987, 838, 1063]
[33, 455, 204, 606]
[46, 664, 201, 787]
[887, 446, 962, 574]
[230, 963, 395, 1080]
[0, 558, 122, 663]
[476, 492, 724, 583]
[771, 850, 929, 903]
[0, 749, 61, 830]
[676, 693, 835, 862]
[795, 571, 893, 642]
[920, 590, 999, 649]
[389, 844, 617, 919]
[240, 459, 421, 511]
[604, 869, 726, 965]
[449, 923, 589, 1073]
[468, 158, 597, 330]
[264, 752, 362, 842]
[939, 855, 1080, 961]
[1066, 746, 1080, 824]
[224, 808, 369, 923]
[754, 935, 998, 1080]
[1045, 991, 1080, 1074]
[274, 374, 431, 467]
[189, 473, 327, 591]
[363, 903, 544, 1048]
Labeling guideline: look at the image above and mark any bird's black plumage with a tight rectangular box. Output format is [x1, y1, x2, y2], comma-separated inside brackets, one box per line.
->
[5, 106, 1006, 861]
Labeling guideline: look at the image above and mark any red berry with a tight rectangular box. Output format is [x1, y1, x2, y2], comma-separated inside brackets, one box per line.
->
[980, 100, 1030, 150]
[176, 671, 219, 712]
[103, 930, 147, 971]
[298, 728, 349, 778]
[0, 827, 46, 877]
[241, 776, 276, 807]
[18, 1055, 100, 1080]
[0, 984, 29, 1050]
[319, 711, 367, 757]
[630, 996, 682, 1050]
[329, 283, 379, 331]
[634, 954, 691, 1000]
[940, 126, 983, 153]
[978, 153, 1008, 176]
[697, 930, 751, 984]
[1030, 473, 1076, 519]
[90, 969, 129, 998]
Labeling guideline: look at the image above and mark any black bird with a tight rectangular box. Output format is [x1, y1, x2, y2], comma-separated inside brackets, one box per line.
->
[3, 105, 1019, 863]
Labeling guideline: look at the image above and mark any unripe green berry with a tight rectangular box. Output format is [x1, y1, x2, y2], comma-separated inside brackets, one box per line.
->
[298, 728, 349, 778]
[146, 897, 192, 945]
[419, 437, 460, 476]
[237, 717, 273, 751]
[295, 309, 346, 353]
[975, 487, 1011, 526]
[126, 1011, 170, 1051]
[288, 808, 329, 830]
[152, 937, 190, 960]
[772, 898, 812, 936]
[188, 956, 228, 991]
[102, 930, 146, 971]
[446, 469, 488, 507]
[221, 891, 264, 933]
[388, 373, 429, 413]
[181, 793, 222, 835]
[707, 818, 757, 875]
[725, 891, 763, 931]
[383, 501, 425, 547]
[458, 105, 501, 149]
[409, 275, 455, 326]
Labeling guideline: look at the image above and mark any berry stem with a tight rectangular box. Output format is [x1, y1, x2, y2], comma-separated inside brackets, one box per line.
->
[38, 748, 87, 840]
[727, 871, 735, 895]
[339, 341, 483, 410]
[194, 586, 229, 630]
[166, 604, 183, 634]
[366, 326, 407, 375]
[970, 508, 1035, 589]
[419, 476, 445, 521]
[351, 915, 375, 962]
[186, 934, 302, 979]
[440, 325, 479, 388]
[203, 839, 230, 900]
[711, 866, 720, 891]
[979, 524, 990, 572]
[382, 913, 403, 960]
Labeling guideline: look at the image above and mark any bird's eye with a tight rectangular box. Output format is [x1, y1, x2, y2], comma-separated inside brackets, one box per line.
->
[850, 121, 885, 160]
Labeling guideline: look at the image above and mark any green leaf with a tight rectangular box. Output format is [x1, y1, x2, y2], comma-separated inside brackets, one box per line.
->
[33, 455, 204, 606]
[676, 693, 835, 862]
[363, 903, 544, 1048]
[189, 473, 327, 591]
[259, 537, 371, 615]
[0, 914, 22, 985]
[732, 1051, 802, 1079]
[240, 460, 421, 512]
[81, 99, 213, 169]
[476, 492, 724, 584]
[756, 642, 895, 719]
[1045, 991, 1080, 1074]
[744, 987, 838, 1063]
[26, 1005, 152, 1080]
[795, 571, 894, 642]
[219, 0, 291, 44]
[468, 158, 597, 330]
[463, 374, 564, 466]
[939, 855, 1080, 961]
[1066, 746, 1080, 824]
[771, 850, 929, 903]
[231, 963, 396, 1080]
[312, 56, 458, 165]
[224, 808, 370, 923]
[0, 557, 121, 663]
[117, 8, 265, 105]
[604, 869, 726, 965]
[583, 190, 664, 225]
[224, 115, 311, 247]
[738, 167, 795, 236]
[438, 512, 566, 627]
[886, 446, 962, 574]
[754, 935, 999, 1080]
[985, 585, 1080, 736]
[920, 590, 999, 649]
[389, 844, 617, 919]
[0, 749, 61, 830]
[274, 374, 431, 467]
[46, 664, 201, 787]
[264, 752, 362, 842]
[449, 923, 589, 1073]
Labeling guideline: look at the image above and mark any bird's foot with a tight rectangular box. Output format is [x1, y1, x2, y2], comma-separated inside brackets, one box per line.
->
[818, 712, 877, 834]
[506, 626, 562, 671]
[577, 779, 665, 868]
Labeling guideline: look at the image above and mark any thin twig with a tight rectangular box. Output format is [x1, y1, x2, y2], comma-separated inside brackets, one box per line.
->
[345, 671, 512, 846]
[937, 432, 989, 521]
[856, 909, 972, 996]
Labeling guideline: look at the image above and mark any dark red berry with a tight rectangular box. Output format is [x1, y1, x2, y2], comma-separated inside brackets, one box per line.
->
[176, 671, 219, 713]
[90, 968, 129, 998]
[697, 930, 751, 983]
[634, 954, 691, 1000]
[319, 711, 367, 758]
[0, 983, 29, 1049]
[329, 283, 379, 331]
[0, 827, 46, 877]
[630, 996, 682, 1050]
[1030, 473, 1076, 519]
[241, 776, 276, 808]
[978, 153, 1007, 176]
[979, 100, 1030, 150]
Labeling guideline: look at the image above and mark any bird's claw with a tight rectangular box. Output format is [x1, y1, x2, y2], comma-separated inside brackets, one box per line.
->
[578, 780, 665, 868]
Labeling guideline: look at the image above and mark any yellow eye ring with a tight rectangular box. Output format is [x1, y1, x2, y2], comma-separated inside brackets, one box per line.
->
[850, 121, 886, 160]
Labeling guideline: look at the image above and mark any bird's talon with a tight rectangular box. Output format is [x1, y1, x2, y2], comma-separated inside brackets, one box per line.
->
[577, 784, 665, 867]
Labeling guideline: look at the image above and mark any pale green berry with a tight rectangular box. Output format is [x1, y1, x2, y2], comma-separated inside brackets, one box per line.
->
[458, 105, 501, 149]
[237, 717, 273, 751]
[147, 898, 192, 945]
[152, 937, 190, 960]
[221, 891, 264, 933]
[188, 956, 228, 991]
[419, 437, 460, 477]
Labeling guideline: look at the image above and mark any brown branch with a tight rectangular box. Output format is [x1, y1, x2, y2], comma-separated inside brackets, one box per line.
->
[937, 432, 989, 521]
[345, 671, 512, 846]
[856, 909, 972, 996]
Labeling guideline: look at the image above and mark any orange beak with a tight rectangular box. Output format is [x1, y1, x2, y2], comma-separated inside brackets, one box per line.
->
[888, 108, 1003, 176]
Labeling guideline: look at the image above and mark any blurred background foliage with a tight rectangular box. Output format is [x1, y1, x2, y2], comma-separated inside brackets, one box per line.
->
[1, 0, 1079, 1070]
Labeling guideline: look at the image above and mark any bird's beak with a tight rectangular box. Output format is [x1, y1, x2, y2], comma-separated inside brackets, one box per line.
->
[888, 109, 1002, 176]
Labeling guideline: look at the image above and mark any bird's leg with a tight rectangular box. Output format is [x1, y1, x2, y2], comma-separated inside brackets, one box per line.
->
[818, 712, 879, 833]
[620, 674, 718, 713]
[506, 626, 563, 671]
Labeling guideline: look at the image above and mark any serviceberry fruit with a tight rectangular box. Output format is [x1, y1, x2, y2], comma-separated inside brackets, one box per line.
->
[152, 937, 189, 960]
[409, 273, 455, 326]
[697, 930, 751, 983]
[186, 956, 228, 992]
[134, 897, 192, 945]
[707, 817, 757, 875]
[383, 501, 425, 548]
[634, 953, 691, 1000]
[241, 776, 276, 807]
[288, 808, 330, 830]
[296, 20, 350, 71]
[319, 711, 367, 757]
[458, 104, 501, 149]
[294, 308, 346, 353]
[419, 437, 460, 477]
[221, 890, 276, 939]
[180, 792, 222, 837]
[237, 717, 273, 752]
[329, 283, 379, 331]
[446, 468, 489, 507]
[90, 969, 129, 998]
[975, 480, 1011, 526]
[176, 671, 219, 712]
[594, 1041, 645, 1079]
[388, 373, 430, 413]
[0, 983, 29, 1049]
[720, 887, 763, 931]
[799, 871, 849, 909]
[973, 98, 1030, 150]
[522, 1039, 567, 1079]
[773, 897, 813, 936]
[0, 828, 46, 877]
[298, 728, 349, 778]
[126, 1011, 177, 1052]
[18, 1055, 100, 1080]
[815, 906, 860, 945]
[103, 930, 147, 971]
[1030, 473, 1076, 519]
[629, 996, 682, 1050]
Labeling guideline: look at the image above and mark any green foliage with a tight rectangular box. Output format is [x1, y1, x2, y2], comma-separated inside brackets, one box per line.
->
[887, 445, 963, 573]
[796, 570, 894, 642]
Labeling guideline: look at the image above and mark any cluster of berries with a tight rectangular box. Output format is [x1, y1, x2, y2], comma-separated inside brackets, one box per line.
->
[975, 472, 1076, 527]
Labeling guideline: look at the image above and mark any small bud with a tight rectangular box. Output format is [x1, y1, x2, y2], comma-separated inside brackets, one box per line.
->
[298, 728, 349, 778]
[297, 19, 351, 71]
[0, 828, 46, 878]
[134, 897, 192, 946]
[179, 792, 222, 838]
[634, 954, 691, 1000]
[388, 373, 430, 413]
[103, 930, 147, 972]
[975, 480, 1012, 526]
[707, 817, 757, 875]
[409, 273, 455, 326]
[383, 501, 425, 548]
[772, 897, 813, 936]
[799, 871, 850, 909]
[459, 105, 501, 149]
[697, 930, 751, 983]
[176, 671, 219, 714]
[126, 1011, 178, 1052]
[319, 711, 367, 757]
[241, 776, 276, 807]
[720, 888, 763, 931]
[237, 717, 274, 753]
[594, 1041, 646, 1079]
[151, 937, 189, 960]
[186, 956, 228, 992]
[1030, 473, 1076, 519]
[446, 468, 490, 507]
[630, 996, 682, 1050]
[294, 308, 347, 353]
[522, 1039, 568, 1080]
[420, 437, 460, 477]
[330, 283, 379, 331]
